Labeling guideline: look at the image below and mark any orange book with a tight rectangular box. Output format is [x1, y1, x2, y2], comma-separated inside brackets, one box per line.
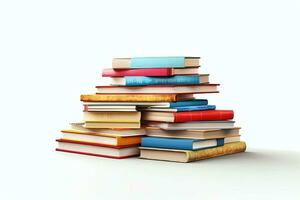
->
[80, 94, 193, 102]
[60, 129, 141, 146]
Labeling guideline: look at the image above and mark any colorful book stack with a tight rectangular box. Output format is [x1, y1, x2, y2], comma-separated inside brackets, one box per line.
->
[56, 56, 246, 162]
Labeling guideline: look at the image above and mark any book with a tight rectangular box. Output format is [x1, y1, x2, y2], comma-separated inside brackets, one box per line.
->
[224, 135, 241, 144]
[146, 121, 235, 130]
[56, 139, 140, 159]
[141, 137, 224, 150]
[112, 57, 200, 69]
[95, 84, 219, 94]
[141, 105, 216, 112]
[145, 127, 240, 139]
[80, 93, 194, 102]
[108, 75, 209, 86]
[67, 122, 145, 136]
[60, 130, 142, 146]
[102, 67, 199, 77]
[83, 111, 141, 122]
[83, 105, 136, 112]
[142, 110, 234, 122]
[84, 121, 141, 129]
[82, 99, 208, 108]
[139, 141, 247, 162]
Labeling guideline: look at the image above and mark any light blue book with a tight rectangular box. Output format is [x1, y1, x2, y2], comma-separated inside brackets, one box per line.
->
[112, 56, 200, 68]
[111, 75, 209, 86]
[143, 105, 216, 112]
[169, 99, 208, 108]
[141, 137, 224, 150]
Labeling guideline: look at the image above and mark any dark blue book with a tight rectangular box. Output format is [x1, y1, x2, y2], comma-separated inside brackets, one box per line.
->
[141, 137, 224, 150]
[143, 105, 216, 112]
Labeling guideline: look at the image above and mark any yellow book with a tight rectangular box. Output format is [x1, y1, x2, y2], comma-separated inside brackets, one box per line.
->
[139, 142, 246, 163]
[83, 111, 141, 123]
[80, 94, 193, 102]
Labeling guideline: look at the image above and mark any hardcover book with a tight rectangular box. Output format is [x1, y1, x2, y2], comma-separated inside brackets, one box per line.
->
[108, 75, 209, 86]
[83, 121, 141, 129]
[141, 105, 216, 112]
[145, 127, 240, 139]
[142, 110, 234, 122]
[83, 111, 141, 123]
[80, 94, 194, 102]
[56, 139, 140, 159]
[112, 56, 200, 69]
[139, 141, 246, 162]
[141, 137, 224, 150]
[102, 67, 199, 77]
[83, 105, 137, 112]
[95, 84, 219, 94]
[146, 121, 235, 130]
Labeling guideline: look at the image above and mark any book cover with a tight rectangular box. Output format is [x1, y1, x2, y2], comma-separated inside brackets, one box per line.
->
[139, 141, 246, 162]
[141, 137, 224, 150]
[173, 110, 234, 122]
[169, 99, 208, 108]
[102, 68, 173, 77]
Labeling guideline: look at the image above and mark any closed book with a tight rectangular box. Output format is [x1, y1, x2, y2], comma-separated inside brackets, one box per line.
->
[83, 111, 141, 123]
[102, 67, 199, 77]
[168, 99, 208, 108]
[60, 130, 142, 146]
[83, 105, 137, 112]
[112, 56, 200, 69]
[84, 122, 141, 129]
[109, 75, 209, 86]
[141, 105, 216, 112]
[145, 127, 241, 140]
[80, 94, 194, 102]
[142, 110, 234, 122]
[56, 139, 140, 159]
[146, 121, 235, 130]
[95, 84, 219, 94]
[141, 137, 224, 150]
[139, 141, 247, 162]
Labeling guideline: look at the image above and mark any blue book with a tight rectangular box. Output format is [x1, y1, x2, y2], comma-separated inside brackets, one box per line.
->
[112, 57, 200, 69]
[111, 75, 208, 86]
[169, 99, 208, 108]
[141, 137, 224, 150]
[143, 105, 216, 112]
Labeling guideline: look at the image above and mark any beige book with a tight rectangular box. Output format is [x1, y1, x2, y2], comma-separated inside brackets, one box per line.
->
[83, 111, 141, 122]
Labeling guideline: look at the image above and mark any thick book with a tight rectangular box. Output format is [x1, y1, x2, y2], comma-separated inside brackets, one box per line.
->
[108, 75, 209, 86]
[83, 111, 141, 123]
[139, 141, 246, 162]
[141, 137, 224, 150]
[141, 105, 216, 112]
[224, 135, 241, 144]
[112, 57, 200, 69]
[142, 110, 234, 122]
[84, 121, 140, 129]
[80, 94, 194, 102]
[145, 127, 240, 139]
[67, 122, 145, 136]
[60, 130, 142, 146]
[56, 139, 140, 159]
[95, 84, 219, 94]
[83, 105, 137, 112]
[146, 121, 235, 130]
[102, 67, 199, 77]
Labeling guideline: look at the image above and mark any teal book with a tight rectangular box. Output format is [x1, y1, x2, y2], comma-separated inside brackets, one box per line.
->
[110, 75, 209, 86]
[112, 57, 200, 69]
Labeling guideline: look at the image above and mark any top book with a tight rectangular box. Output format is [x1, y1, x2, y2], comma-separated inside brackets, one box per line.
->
[112, 57, 200, 69]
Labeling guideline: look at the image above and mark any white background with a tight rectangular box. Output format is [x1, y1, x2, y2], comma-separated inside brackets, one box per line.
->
[0, 0, 299, 199]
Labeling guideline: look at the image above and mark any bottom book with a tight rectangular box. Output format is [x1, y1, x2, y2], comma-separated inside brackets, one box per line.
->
[56, 139, 139, 159]
[139, 141, 246, 163]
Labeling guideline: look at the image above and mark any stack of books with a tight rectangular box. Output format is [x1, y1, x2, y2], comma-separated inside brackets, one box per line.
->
[56, 56, 246, 162]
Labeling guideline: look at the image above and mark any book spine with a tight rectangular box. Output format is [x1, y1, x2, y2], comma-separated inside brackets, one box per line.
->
[175, 105, 216, 112]
[80, 94, 177, 102]
[187, 142, 246, 162]
[173, 110, 234, 122]
[130, 57, 185, 68]
[102, 68, 172, 77]
[124, 75, 199, 86]
[170, 99, 208, 107]
[83, 105, 88, 112]
[141, 137, 194, 150]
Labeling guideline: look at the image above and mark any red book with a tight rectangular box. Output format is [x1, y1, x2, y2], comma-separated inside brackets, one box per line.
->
[102, 67, 199, 77]
[142, 110, 234, 122]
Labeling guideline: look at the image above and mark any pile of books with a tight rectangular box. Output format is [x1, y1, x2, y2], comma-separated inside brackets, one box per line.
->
[56, 56, 246, 162]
